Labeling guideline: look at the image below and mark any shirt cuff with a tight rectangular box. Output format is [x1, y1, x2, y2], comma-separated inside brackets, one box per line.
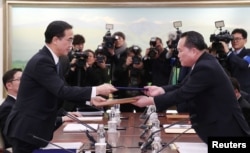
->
[91, 87, 96, 97]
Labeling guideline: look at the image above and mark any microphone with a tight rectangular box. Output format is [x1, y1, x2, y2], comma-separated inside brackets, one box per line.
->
[140, 118, 189, 151]
[156, 127, 193, 153]
[139, 106, 148, 119]
[29, 134, 75, 153]
[61, 110, 97, 132]
[61, 109, 113, 150]
[140, 112, 158, 129]
[61, 110, 97, 146]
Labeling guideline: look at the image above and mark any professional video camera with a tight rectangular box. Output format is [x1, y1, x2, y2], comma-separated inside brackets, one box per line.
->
[209, 20, 233, 62]
[167, 21, 182, 58]
[71, 50, 88, 68]
[148, 37, 158, 58]
[129, 45, 142, 65]
[103, 24, 119, 49]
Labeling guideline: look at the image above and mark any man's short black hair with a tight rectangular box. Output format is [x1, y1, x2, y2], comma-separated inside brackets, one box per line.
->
[73, 34, 85, 45]
[231, 28, 248, 39]
[180, 31, 208, 51]
[2, 68, 22, 89]
[112, 31, 126, 40]
[44, 20, 73, 43]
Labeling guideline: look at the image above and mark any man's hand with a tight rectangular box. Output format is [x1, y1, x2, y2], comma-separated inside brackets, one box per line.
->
[132, 96, 154, 107]
[91, 96, 108, 106]
[96, 83, 117, 96]
[143, 86, 165, 96]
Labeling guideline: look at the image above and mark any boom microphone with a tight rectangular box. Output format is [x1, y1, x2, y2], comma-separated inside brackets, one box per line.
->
[29, 134, 75, 153]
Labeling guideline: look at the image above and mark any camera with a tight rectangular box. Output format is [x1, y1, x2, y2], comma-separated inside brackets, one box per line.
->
[209, 20, 233, 58]
[102, 24, 118, 49]
[210, 30, 233, 44]
[129, 45, 142, 65]
[95, 45, 106, 63]
[148, 37, 158, 58]
[209, 20, 232, 68]
[71, 50, 88, 68]
[167, 21, 182, 57]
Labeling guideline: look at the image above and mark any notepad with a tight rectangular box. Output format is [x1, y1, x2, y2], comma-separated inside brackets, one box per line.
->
[63, 123, 98, 132]
[163, 124, 196, 133]
[77, 116, 103, 121]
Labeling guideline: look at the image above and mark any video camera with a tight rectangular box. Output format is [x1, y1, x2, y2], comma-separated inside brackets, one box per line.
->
[167, 21, 182, 57]
[209, 20, 233, 60]
[103, 24, 119, 49]
[148, 37, 158, 58]
[129, 45, 142, 65]
[210, 21, 233, 44]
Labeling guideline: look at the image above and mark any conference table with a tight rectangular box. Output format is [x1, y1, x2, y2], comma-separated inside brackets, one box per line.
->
[52, 112, 203, 153]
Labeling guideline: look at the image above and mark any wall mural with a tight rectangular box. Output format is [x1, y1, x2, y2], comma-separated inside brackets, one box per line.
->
[8, 4, 250, 68]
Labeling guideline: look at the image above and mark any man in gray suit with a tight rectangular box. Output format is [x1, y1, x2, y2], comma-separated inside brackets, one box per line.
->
[4, 20, 117, 153]
[132, 31, 250, 143]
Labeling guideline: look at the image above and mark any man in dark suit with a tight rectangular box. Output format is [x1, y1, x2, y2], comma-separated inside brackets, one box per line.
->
[225, 28, 250, 94]
[3, 20, 117, 153]
[132, 31, 250, 143]
[0, 68, 22, 150]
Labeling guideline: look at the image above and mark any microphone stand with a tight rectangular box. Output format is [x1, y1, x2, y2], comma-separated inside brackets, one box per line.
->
[140, 118, 189, 151]
[62, 110, 113, 151]
[156, 127, 192, 153]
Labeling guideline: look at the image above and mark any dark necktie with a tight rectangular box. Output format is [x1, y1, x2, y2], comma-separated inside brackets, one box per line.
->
[56, 62, 60, 75]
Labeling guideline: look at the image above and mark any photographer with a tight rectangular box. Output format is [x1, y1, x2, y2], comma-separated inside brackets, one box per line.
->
[143, 37, 172, 86]
[223, 28, 250, 94]
[112, 45, 147, 112]
[64, 49, 110, 111]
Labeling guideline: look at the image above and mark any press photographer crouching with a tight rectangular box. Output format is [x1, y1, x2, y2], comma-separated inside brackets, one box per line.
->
[143, 37, 173, 86]
[112, 45, 147, 112]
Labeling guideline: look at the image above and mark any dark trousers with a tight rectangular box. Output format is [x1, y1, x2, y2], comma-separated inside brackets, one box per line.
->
[10, 138, 39, 153]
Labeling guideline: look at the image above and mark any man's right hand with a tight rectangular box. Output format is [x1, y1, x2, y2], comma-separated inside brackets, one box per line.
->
[96, 83, 117, 96]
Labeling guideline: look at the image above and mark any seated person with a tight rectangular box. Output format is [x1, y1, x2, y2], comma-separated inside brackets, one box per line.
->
[230, 77, 250, 126]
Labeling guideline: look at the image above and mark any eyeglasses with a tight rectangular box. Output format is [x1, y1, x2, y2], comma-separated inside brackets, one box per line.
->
[10, 78, 21, 82]
[233, 37, 244, 41]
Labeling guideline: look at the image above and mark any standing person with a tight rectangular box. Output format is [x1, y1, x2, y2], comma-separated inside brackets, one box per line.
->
[3, 20, 116, 153]
[225, 28, 250, 93]
[0, 68, 22, 150]
[143, 37, 172, 86]
[132, 31, 250, 143]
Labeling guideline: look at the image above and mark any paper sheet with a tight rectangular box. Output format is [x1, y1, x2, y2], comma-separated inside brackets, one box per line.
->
[174, 142, 207, 153]
[40, 142, 83, 149]
[77, 116, 103, 121]
[63, 123, 98, 132]
[163, 124, 196, 133]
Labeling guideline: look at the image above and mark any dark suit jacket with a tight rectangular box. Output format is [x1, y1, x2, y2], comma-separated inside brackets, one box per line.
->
[0, 95, 15, 148]
[4, 46, 92, 147]
[227, 47, 250, 93]
[154, 52, 250, 143]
